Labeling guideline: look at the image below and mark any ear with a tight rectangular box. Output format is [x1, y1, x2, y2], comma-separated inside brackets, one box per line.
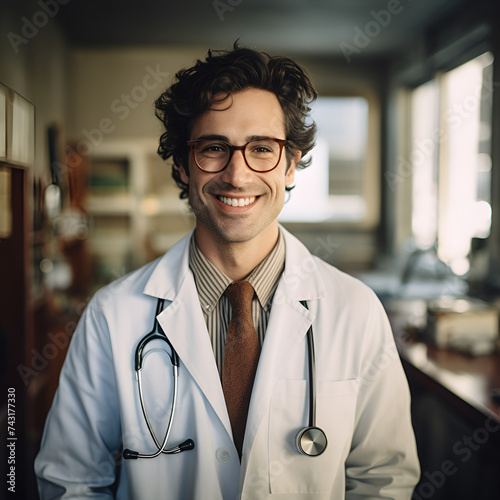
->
[285, 150, 301, 186]
[179, 164, 189, 185]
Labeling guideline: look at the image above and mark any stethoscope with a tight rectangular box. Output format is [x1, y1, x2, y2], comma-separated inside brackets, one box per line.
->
[123, 298, 328, 460]
[296, 301, 328, 457]
[122, 298, 194, 460]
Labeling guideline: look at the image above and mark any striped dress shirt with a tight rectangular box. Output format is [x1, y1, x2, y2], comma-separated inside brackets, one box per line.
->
[188, 229, 285, 373]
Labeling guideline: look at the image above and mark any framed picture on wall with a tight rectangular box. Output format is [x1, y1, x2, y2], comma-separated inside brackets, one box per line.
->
[0, 83, 6, 159]
[10, 90, 35, 166]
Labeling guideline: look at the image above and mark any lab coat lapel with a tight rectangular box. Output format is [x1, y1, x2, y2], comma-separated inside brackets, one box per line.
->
[243, 298, 312, 454]
[143, 232, 232, 439]
[242, 228, 327, 467]
[157, 278, 233, 438]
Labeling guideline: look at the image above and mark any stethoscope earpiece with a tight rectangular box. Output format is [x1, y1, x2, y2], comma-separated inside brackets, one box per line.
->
[296, 426, 328, 457]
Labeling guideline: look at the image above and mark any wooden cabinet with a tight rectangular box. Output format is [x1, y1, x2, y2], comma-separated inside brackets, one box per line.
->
[0, 83, 36, 499]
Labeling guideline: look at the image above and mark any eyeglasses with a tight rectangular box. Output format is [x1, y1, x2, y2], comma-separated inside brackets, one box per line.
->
[186, 138, 287, 173]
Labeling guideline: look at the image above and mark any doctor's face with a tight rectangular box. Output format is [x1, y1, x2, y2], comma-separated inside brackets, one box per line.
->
[179, 88, 299, 248]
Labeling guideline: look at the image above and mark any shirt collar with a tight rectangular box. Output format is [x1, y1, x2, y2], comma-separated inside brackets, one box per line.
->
[189, 229, 286, 314]
[245, 230, 285, 310]
[189, 234, 232, 315]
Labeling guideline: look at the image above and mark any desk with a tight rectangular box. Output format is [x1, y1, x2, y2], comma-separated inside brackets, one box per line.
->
[388, 303, 500, 421]
[398, 341, 500, 426]
[387, 306, 500, 499]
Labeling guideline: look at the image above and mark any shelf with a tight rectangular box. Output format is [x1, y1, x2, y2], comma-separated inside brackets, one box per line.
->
[89, 237, 132, 257]
[88, 194, 134, 215]
[84, 140, 196, 282]
[138, 195, 192, 217]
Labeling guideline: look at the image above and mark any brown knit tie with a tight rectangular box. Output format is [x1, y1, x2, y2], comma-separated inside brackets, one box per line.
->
[222, 281, 261, 459]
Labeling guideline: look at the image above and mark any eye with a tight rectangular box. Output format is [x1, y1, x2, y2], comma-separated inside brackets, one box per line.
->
[248, 141, 277, 154]
[201, 143, 227, 152]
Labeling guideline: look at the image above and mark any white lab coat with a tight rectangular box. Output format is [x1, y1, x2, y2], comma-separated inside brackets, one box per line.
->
[35, 227, 420, 499]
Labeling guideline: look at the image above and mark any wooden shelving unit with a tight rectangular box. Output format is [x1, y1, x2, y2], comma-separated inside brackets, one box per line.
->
[87, 139, 195, 287]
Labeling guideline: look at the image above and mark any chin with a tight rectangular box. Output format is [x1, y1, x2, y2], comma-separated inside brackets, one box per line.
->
[209, 220, 261, 244]
[216, 228, 257, 244]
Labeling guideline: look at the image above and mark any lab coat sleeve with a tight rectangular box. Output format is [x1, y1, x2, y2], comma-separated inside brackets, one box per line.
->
[34, 293, 122, 499]
[344, 291, 420, 499]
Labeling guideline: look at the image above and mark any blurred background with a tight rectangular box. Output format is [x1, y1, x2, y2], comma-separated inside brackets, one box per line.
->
[1, 0, 500, 498]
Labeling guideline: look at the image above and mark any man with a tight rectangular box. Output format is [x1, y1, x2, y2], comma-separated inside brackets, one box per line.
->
[35, 44, 420, 499]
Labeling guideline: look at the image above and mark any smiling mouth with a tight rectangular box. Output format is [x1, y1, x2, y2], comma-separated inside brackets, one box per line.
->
[217, 195, 257, 207]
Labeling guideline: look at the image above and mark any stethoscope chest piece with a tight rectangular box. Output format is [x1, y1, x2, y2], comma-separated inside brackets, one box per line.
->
[296, 426, 328, 457]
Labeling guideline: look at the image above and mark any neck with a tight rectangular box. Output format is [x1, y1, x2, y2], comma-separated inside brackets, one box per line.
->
[194, 223, 279, 281]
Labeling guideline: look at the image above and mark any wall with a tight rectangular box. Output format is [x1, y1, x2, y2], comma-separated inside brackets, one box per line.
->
[67, 47, 206, 143]
[0, 1, 69, 181]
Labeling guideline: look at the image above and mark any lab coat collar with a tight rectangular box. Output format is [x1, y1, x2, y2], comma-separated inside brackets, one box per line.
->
[279, 225, 327, 302]
[142, 231, 192, 300]
[142, 225, 327, 303]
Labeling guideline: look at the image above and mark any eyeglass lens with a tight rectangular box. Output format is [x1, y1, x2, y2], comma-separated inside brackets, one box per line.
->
[191, 140, 283, 172]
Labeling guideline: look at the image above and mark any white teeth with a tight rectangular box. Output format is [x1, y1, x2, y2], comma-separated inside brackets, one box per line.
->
[217, 196, 256, 207]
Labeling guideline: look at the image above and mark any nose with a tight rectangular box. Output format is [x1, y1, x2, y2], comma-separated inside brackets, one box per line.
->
[220, 149, 252, 187]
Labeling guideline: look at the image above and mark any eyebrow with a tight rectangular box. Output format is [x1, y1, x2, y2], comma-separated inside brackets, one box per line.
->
[192, 134, 283, 143]
[193, 134, 228, 142]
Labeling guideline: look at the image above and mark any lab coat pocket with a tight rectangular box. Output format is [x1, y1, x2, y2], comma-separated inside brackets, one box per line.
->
[269, 378, 358, 494]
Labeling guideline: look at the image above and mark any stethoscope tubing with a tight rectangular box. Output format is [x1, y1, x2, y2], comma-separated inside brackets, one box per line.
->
[297, 301, 328, 457]
[305, 320, 317, 428]
[135, 362, 178, 458]
[123, 299, 193, 460]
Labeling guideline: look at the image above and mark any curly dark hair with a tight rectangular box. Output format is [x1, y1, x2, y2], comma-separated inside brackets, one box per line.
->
[154, 42, 317, 199]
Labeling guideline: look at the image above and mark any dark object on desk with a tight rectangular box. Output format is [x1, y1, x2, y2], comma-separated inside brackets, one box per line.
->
[492, 388, 500, 405]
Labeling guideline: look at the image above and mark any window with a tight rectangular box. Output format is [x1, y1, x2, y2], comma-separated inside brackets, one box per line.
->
[280, 96, 377, 225]
[410, 52, 493, 275]
[411, 80, 440, 249]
